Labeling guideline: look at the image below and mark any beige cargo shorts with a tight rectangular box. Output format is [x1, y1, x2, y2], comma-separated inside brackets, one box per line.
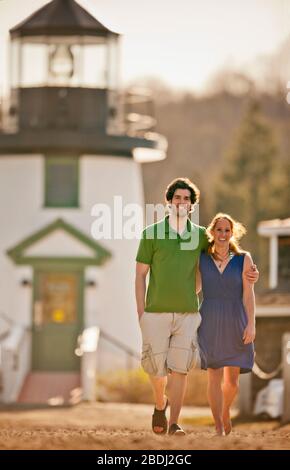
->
[139, 312, 202, 377]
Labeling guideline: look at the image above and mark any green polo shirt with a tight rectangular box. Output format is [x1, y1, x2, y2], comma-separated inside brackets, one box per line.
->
[136, 216, 209, 313]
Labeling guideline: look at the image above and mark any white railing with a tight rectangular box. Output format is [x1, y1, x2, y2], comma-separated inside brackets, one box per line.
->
[0, 312, 12, 340]
[0, 325, 31, 403]
[76, 326, 100, 401]
[76, 325, 141, 402]
[239, 332, 290, 422]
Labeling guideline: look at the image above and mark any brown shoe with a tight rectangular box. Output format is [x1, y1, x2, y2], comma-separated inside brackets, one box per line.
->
[168, 423, 186, 436]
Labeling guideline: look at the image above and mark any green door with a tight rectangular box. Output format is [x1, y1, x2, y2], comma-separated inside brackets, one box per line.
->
[32, 269, 83, 371]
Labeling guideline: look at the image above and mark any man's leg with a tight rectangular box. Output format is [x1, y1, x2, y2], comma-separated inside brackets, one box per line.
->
[207, 368, 224, 435]
[149, 375, 168, 433]
[166, 312, 202, 431]
[222, 366, 240, 435]
[167, 372, 187, 427]
[139, 312, 172, 433]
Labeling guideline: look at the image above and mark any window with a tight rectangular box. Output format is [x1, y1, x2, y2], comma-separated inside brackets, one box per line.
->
[278, 236, 290, 291]
[45, 156, 79, 208]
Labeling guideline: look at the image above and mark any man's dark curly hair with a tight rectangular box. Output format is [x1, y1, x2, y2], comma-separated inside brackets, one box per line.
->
[165, 177, 200, 205]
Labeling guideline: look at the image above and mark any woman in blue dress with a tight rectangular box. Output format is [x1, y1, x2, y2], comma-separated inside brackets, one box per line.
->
[197, 213, 255, 436]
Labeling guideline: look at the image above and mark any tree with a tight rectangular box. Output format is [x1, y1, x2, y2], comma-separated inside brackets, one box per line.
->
[215, 100, 288, 271]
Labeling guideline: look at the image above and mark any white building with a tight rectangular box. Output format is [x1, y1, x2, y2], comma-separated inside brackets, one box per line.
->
[258, 218, 290, 293]
[239, 217, 290, 416]
[0, 0, 166, 404]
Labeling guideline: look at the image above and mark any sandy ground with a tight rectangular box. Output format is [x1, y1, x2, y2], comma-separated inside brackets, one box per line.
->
[0, 402, 289, 450]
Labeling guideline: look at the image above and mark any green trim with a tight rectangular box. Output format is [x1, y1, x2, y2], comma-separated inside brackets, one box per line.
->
[7, 218, 112, 266]
[44, 156, 80, 208]
[8, 257, 108, 267]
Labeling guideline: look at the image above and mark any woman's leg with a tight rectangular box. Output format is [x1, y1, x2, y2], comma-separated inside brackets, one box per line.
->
[222, 366, 240, 435]
[207, 368, 224, 435]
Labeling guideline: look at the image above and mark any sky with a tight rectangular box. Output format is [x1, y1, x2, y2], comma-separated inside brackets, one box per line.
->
[0, 0, 290, 94]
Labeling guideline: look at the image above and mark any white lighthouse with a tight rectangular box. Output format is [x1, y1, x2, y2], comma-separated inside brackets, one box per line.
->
[0, 0, 166, 404]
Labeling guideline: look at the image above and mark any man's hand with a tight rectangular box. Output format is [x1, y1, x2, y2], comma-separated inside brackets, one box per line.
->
[244, 264, 259, 284]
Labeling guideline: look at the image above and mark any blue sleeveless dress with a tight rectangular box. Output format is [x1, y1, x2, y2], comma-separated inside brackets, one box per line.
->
[198, 252, 254, 374]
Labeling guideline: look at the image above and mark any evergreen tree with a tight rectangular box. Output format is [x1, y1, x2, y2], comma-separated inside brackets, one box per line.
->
[215, 100, 288, 272]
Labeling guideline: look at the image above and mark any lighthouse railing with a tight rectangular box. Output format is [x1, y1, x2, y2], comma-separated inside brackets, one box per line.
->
[107, 87, 157, 137]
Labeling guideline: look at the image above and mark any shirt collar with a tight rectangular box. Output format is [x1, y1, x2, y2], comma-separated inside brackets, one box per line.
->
[164, 215, 194, 235]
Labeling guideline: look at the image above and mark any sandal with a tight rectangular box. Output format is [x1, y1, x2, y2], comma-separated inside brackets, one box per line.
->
[168, 423, 186, 436]
[152, 397, 169, 435]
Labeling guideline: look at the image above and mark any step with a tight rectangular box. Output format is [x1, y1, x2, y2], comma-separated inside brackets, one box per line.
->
[17, 372, 82, 406]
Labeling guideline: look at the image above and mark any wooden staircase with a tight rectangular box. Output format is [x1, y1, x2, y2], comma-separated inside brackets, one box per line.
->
[17, 372, 82, 406]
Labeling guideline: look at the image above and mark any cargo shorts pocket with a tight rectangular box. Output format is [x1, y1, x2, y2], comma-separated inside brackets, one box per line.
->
[141, 344, 158, 375]
[186, 339, 201, 371]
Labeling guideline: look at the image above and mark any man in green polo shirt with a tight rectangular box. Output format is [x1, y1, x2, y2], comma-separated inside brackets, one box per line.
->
[136, 177, 206, 436]
[135, 178, 257, 436]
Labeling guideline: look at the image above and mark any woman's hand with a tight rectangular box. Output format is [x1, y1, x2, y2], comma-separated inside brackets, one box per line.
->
[243, 322, 256, 344]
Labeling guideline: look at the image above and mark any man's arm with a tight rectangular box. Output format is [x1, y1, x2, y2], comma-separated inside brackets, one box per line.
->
[244, 259, 259, 284]
[242, 253, 256, 344]
[196, 263, 202, 294]
[135, 262, 150, 320]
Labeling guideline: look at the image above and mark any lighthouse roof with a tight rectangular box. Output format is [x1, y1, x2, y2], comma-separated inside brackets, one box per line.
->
[10, 0, 119, 39]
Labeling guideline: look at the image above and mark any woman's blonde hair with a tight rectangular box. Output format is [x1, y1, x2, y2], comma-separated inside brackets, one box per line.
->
[206, 213, 247, 255]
